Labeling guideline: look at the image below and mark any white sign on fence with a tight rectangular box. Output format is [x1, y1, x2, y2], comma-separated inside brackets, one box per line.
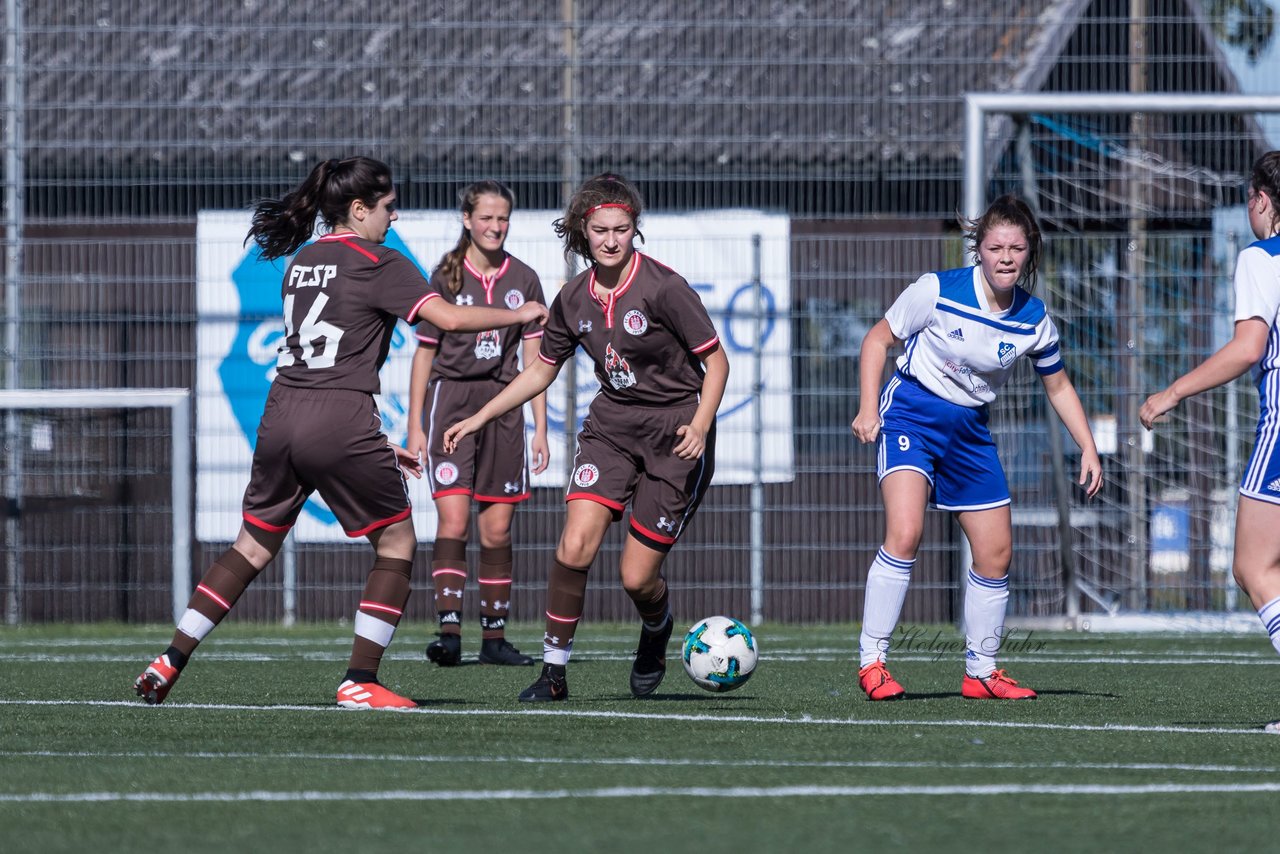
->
[196, 209, 792, 542]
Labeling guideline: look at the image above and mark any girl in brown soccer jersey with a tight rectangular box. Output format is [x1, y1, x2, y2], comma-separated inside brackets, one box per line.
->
[133, 157, 546, 710]
[405, 180, 549, 668]
[444, 173, 730, 701]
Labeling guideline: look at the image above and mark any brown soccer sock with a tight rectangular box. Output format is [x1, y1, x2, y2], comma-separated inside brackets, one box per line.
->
[431, 537, 467, 635]
[171, 547, 263, 658]
[478, 544, 514, 640]
[347, 556, 414, 678]
[543, 558, 591, 661]
[628, 575, 671, 628]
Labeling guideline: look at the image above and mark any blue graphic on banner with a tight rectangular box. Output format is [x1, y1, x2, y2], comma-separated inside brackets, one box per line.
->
[216, 230, 426, 527]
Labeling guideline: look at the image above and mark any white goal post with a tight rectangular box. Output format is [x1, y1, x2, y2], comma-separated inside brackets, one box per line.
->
[963, 92, 1280, 631]
[0, 388, 192, 623]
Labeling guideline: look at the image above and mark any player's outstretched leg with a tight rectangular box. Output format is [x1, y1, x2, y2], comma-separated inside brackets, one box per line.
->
[630, 613, 673, 697]
[519, 663, 568, 702]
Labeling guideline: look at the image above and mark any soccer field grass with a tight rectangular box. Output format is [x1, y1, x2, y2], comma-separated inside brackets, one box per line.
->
[3, 623, 1279, 853]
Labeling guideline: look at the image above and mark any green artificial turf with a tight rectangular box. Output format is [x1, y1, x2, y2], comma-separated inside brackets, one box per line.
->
[2, 622, 1278, 853]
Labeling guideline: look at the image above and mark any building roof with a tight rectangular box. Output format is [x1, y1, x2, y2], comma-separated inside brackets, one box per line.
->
[20, 0, 1266, 209]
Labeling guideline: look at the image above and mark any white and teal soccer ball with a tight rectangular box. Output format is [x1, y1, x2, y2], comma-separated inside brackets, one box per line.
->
[681, 615, 758, 692]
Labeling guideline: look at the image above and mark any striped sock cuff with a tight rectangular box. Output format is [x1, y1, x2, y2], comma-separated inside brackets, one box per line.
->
[967, 567, 1009, 590]
[1259, 595, 1280, 639]
[876, 547, 916, 575]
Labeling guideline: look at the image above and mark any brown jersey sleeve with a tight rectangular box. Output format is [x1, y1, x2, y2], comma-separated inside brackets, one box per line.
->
[537, 281, 580, 366]
[367, 249, 438, 323]
[657, 273, 720, 356]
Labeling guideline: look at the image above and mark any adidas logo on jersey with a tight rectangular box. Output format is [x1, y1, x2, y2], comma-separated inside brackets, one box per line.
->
[1267, 478, 1280, 493]
[947, 327, 964, 341]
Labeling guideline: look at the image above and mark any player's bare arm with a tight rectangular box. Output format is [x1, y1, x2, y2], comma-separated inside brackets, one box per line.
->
[421, 298, 548, 333]
[852, 319, 898, 444]
[523, 336, 551, 475]
[443, 358, 561, 453]
[674, 346, 729, 460]
[1040, 369, 1103, 498]
[405, 343, 435, 461]
[1140, 317, 1269, 429]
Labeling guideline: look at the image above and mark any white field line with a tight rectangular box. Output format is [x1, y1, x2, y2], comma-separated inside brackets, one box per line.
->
[1, 651, 1275, 667]
[0, 698, 1272, 736]
[2, 749, 1275, 775]
[4, 782, 1280, 803]
[0, 637, 1271, 660]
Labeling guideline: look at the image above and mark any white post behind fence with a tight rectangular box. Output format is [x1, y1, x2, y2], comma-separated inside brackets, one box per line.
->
[0, 389, 193, 624]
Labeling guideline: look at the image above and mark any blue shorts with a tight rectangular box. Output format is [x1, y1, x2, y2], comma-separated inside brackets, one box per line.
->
[875, 373, 1010, 512]
[1241, 374, 1280, 505]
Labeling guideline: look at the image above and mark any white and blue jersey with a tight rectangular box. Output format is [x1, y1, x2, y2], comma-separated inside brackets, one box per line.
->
[1234, 235, 1280, 504]
[875, 266, 1065, 511]
[886, 266, 1063, 407]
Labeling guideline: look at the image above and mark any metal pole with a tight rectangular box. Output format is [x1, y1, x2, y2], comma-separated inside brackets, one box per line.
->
[560, 0, 580, 475]
[170, 395, 192, 623]
[1224, 231, 1239, 612]
[3, 0, 24, 625]
[749, 235, 764, 625]
[1017, 121, 1079, 620]
[1124, 3, 1150, 609]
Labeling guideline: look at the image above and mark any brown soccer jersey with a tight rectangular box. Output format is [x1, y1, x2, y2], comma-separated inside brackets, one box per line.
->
[537, 253, 720, 405]
[274, 232, 439, 394]
[414, 255, 546, 382]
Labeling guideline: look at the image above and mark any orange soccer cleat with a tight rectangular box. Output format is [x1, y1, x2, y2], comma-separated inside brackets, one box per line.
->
[134, 653, 182, 705]
[336, 679, 417, 710]
[858, 661, 906, 701]
[962, 669, 1037, 700]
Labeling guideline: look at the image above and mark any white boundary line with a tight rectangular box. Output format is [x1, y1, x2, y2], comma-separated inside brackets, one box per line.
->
[5, 782, 1280, 803]
[3, 749, 1275, 775]
[0, 699, 1271, 736]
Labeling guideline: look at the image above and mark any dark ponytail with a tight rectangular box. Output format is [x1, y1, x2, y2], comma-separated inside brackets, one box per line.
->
[246, 156, 394, 260]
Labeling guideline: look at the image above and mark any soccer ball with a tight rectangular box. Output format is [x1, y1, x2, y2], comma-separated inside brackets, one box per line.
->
[681, 615, 758, 692]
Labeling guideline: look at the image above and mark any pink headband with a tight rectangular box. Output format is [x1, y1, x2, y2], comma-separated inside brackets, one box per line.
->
[584, 202, 635, 219]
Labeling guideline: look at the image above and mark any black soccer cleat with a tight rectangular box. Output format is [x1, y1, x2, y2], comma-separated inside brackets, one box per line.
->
[518, 663, 569, 702]
[479, 637, 535, 666]
[629, 615, 674, 698]
[425, 633, 462, 667]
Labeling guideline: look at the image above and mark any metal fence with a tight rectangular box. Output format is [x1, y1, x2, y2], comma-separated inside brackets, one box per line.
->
[2, 1, 1276, 625]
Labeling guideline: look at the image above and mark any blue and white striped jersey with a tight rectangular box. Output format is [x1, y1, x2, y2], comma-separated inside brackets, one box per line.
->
[1233, 235, 1280, 387]
[885, 265, 1064, 407]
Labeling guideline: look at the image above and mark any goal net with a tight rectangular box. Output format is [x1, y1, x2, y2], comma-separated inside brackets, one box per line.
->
[966, 93, 1280, 630]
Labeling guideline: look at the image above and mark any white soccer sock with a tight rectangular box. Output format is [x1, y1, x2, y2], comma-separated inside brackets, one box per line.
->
[858, 547, 915, 668]
[1258, 596, 1280, 657]
[964, 567, 1009, 678]
[543, 639, 572, 666]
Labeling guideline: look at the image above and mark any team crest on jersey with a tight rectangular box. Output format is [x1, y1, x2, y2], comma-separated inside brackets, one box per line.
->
[504, 289, 525, 309]
[573, 463, 600, 487]
[474, 329, 502, 360]
[434, 461, 459, 486]
[622, 309, 648, 336]
[604, 342, 637, 389]
[997, 341, 1016, 367]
